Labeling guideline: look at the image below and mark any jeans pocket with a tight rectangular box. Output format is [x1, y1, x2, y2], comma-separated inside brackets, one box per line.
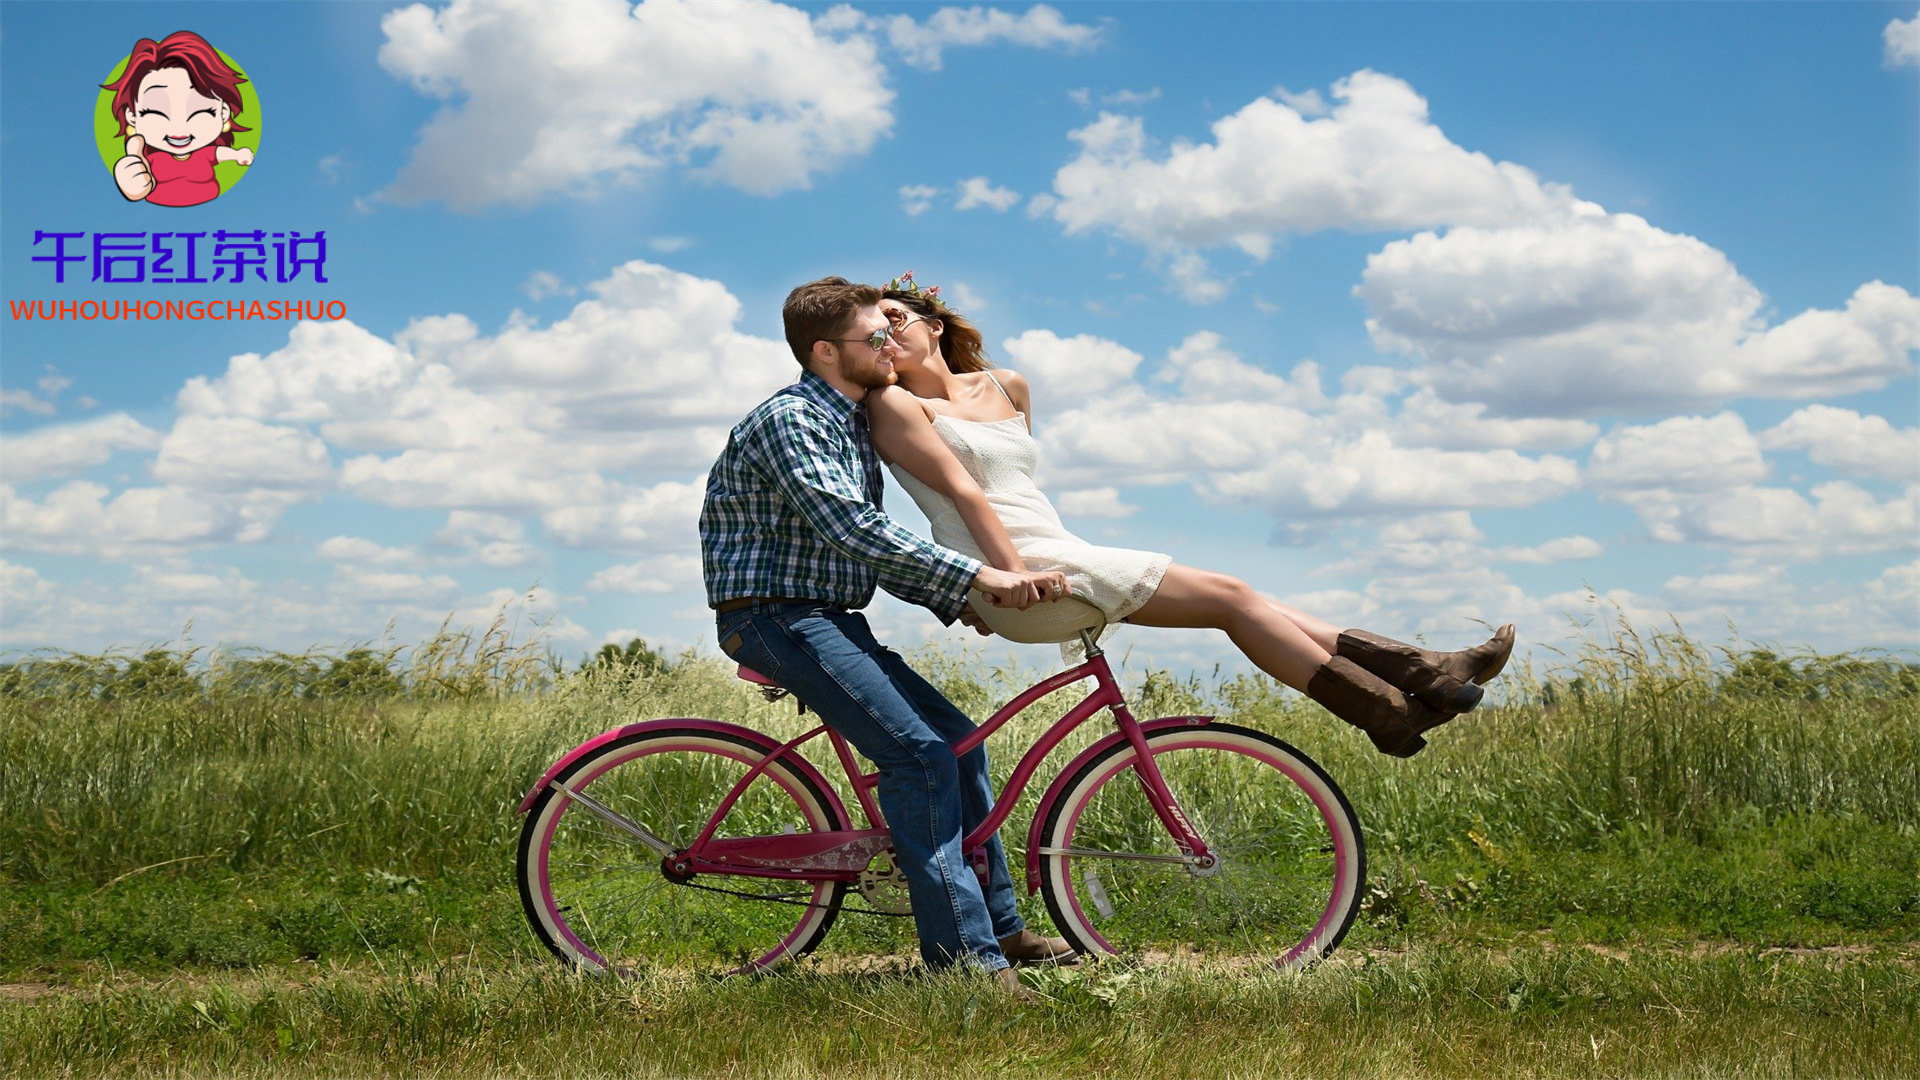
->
[722, 618, 782, 680]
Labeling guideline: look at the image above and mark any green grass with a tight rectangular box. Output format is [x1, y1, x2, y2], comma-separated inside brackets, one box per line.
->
[2, 620, 1917, 1075]
[5, 949, 1916, 1078]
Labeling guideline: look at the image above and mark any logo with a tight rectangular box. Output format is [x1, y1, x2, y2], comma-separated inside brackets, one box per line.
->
[95, 31, 261, 208]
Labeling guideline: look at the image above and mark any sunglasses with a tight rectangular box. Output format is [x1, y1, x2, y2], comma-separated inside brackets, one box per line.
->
[884, 309, 932, 333]
[820, 324, 896, 352]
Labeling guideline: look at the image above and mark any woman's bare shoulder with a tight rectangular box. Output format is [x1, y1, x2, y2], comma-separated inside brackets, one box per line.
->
[867, 384, 937, 423]
[989, 369, 1033, 415]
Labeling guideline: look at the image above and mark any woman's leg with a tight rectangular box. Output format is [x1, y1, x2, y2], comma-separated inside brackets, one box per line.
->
[1127, 563, 1455, 757]
[1125, 564, 1330, 689]
[1265, 600, 1341, 653]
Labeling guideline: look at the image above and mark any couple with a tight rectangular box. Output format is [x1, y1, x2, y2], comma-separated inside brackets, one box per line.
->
[699, 275, 1514, 986]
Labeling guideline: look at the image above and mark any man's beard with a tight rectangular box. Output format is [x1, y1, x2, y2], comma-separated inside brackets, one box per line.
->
[839, 353, 898, 391]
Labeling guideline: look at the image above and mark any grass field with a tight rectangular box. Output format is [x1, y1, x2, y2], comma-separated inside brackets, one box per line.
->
[3, 622, 1917, 1077]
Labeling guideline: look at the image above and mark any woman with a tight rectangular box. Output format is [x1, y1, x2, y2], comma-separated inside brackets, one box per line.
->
[102, 30, 255, 207]
[866, 274, 1514, 758]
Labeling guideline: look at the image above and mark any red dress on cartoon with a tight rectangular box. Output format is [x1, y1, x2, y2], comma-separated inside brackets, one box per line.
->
[144, 144, 221, 207]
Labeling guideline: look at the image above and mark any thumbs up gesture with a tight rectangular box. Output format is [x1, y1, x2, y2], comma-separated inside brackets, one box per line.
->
[114, 135, 154, 202]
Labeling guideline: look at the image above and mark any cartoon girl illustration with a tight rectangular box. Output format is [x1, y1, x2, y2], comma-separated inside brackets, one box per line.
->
[101, 31, 254, 207]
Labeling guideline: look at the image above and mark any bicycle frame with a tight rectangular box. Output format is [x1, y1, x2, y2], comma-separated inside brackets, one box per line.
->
[665, 630, 1218, 886]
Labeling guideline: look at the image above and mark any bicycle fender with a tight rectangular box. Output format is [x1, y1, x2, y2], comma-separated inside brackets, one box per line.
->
[1022, 716, 1214, 893]
[516, 718, 849, 820]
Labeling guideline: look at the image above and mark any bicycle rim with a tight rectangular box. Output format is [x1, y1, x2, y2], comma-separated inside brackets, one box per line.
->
[518, 728, 849, 975]
[1037, 723, 1364, 970]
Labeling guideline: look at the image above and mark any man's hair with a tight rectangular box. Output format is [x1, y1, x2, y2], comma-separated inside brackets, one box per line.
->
[783, 277, 882, 366]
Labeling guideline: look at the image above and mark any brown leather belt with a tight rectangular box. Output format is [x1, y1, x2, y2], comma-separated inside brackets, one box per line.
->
[714, 596, 826, 615]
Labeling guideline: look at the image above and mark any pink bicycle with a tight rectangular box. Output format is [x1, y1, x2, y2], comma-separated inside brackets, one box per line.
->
[516, 621, 1365, 975]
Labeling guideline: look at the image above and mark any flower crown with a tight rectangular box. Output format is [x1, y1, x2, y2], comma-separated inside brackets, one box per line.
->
[883, 269, 942, 307]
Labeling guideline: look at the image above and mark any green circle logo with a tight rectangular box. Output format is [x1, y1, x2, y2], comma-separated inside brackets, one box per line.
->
[95, 32, 261, 207]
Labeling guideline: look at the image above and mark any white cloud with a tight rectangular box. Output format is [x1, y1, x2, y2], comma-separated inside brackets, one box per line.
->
[1, 559, 54, 608]
[1887, 13, 1920, 67]
[1000, 329, 1145, 405]
[1614, 481, 1918, 560]
[1155, 332, 1325, 407]
[378, 0, 894, 208]
[1, 482, 302, 558]
[152, 416, 334, 493]
[522, 270, 572, 301]
[18, 261, 782, 567]
[1, 388, 55, 416]
[999, 329, 1581, 519]
[332, 565, 463, 604]
[175, 261, 784, 527]
[1046, 70, 1574, 252]
[542, 479, 705, 553]
[1495, 536, 1604, 564]
[0, 413, 163, 482]
[318, 536, 418, 565]
[1359, 213, 1920, 415]
[955, 176, 1021, 212]
[432, 511, 539, 568]
[1102, 87, 1159, 106]
[1040, 388, 1581, 516]
[1760, 405, 1920, 484]
[585, 553, 703, 594]
[1055, 487, 1137, 519]
[847, 4, 1102, 71]
[899, 184, 941, 216]
[1394, 389, 1599, 451]
[1585, 413, 1769, 493]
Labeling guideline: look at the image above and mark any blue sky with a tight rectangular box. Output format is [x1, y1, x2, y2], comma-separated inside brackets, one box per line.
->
[3, 1, 1916, 677]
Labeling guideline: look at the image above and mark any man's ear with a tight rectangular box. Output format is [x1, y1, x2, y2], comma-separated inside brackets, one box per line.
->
[808, 340, 836, 369]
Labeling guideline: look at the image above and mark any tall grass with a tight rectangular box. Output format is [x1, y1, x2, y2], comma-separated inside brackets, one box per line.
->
[1, 614, 1914, 982]
[2, 617, 1915, 889]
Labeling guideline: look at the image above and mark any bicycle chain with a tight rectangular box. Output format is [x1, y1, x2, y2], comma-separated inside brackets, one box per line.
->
[666, 876, 914, 917]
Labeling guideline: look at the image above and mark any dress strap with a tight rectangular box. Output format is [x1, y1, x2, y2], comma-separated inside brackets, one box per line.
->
[984, 371, 1016, 408]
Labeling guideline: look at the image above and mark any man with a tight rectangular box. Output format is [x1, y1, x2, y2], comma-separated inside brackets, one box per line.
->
[699, 277, 1076, 991]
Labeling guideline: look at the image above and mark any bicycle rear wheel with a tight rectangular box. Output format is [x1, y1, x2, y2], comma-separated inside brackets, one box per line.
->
[1036, 723, 1364, 969]
[518, 726, 850, 975]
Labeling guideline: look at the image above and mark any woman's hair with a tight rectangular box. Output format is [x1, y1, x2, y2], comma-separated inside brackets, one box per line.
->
[782, 277, 882, 366]
[881, 287, 992, 374]
[102, 31, 250, 147]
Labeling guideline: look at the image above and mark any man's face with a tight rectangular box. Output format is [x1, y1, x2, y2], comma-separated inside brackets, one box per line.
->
[830, 305, 897, 392]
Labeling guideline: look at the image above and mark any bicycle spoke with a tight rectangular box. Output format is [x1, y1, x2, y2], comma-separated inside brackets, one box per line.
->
[1037, 725, 1364, 968]
[518, 729, 849, 975]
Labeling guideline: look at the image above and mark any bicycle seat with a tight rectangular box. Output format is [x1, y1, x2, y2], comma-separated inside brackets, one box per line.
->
[966, 594, 1107, 645]
[736, 664, 780, 687]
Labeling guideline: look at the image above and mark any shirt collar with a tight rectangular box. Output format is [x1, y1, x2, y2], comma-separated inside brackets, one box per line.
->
[794, 368, 863, 420]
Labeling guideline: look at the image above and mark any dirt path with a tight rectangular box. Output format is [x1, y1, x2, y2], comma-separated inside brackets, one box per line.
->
[6, 942, 1914, 1003]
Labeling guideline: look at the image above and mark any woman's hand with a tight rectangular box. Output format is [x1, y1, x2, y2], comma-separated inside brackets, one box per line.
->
[972, 567, 1070, 610]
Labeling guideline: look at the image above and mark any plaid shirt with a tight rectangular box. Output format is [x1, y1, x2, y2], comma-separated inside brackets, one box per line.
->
[700, 371, 982, 622]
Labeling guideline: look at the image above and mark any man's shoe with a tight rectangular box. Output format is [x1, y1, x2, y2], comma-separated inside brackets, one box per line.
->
[995, 966, 1041, 1002]
[998, 928, 1078, 965]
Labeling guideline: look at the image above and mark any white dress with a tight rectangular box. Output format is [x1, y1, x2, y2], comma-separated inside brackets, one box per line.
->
[888, 401, 1171, 647]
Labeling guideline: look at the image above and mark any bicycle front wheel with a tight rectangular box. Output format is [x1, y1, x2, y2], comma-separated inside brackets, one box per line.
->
[518, 726, 850, 975]
[1036, 723, 1364, 970]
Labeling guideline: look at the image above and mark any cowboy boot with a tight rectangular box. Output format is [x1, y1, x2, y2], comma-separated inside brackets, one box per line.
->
[1305, 656, 1450, 758]
[998, 928, 1078, 966]
[1335, 624, 1516, 713]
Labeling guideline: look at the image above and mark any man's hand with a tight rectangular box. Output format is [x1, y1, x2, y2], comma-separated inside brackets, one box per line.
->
[114, 136, 154, 202]
[957, 608, 995, 637]
[972, 566, 1070, 611]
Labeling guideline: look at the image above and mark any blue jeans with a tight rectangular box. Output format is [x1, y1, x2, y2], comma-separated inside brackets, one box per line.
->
[716, 601, 1024, 970]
